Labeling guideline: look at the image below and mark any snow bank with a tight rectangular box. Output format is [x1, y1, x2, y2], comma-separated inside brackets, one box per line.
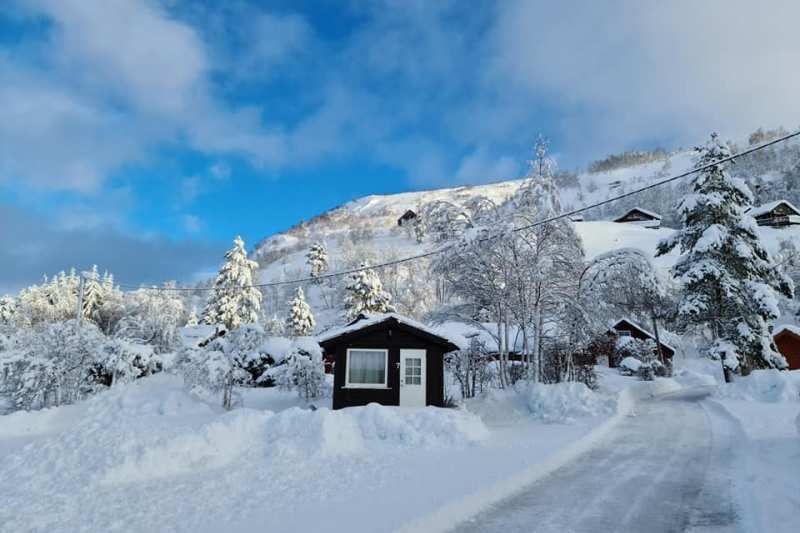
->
[466, 382, 615, 425]
[2, 374, 487, 491]
[266, 404, 488, 458]
[717, 369, 800, 402]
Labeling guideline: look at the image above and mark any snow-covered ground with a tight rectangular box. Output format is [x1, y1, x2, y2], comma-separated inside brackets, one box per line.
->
[0, 373, 626, 533]
[1, 362, 797, 532]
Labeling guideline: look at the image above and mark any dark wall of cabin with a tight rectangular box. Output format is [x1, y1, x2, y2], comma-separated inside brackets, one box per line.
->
[774, 331, 800, 370]
[327, 323, 446, 410]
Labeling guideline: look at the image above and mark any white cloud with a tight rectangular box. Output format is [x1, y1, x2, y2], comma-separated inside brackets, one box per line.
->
[486, 0, 800, 157]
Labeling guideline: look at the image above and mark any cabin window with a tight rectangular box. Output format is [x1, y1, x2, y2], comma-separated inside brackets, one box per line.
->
[346, 349, 388, 388]
[618, 330, 632, 337]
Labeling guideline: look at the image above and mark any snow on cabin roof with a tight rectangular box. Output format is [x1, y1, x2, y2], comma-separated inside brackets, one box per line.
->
[610, 318, 676, 353]
[613, 207, 662, 221]
[316, 313, 459, 348]
[773, 324, 800, 338]
[747, 200, 800, 218]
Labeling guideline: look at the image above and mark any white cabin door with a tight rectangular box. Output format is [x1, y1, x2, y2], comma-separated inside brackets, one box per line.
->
[399, 349, 426, 407]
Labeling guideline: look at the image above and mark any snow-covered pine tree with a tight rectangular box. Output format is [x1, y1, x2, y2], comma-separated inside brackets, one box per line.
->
[82, 265, 103, 323]
[185, 306, 199, 327]
[203, 236, 262, 330]
[343, 263, 395, 320]
[286, 287, 315, 337]
[306, 242, 329, 283]
[657, 133, 793, 380]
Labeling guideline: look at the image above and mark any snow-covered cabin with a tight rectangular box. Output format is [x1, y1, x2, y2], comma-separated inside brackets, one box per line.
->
[613, 207, 661, 228]
[593, 318, 676, 367]
[318, 313, 459, 409]
[747, 200, 800, 227]
[773, 325, 800, 370]
[397, 209, 418, 227]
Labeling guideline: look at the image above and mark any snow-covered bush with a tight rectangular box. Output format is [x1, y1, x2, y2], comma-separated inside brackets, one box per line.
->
[0, 320, 106, 410]
[182, 324, 270, 409]
[268, 338, 327, 400]
[446, 336, 494, 399]
[117, 286, 185, 353]
[100, 338, 160, 386]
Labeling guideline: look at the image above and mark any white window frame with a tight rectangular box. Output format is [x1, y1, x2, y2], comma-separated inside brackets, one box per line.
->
[345, 348, 390, 389]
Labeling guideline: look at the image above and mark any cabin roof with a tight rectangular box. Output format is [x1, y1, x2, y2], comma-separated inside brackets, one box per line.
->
[748, 200, 800, 218]
[317, 312, 460, 351]
[773, 323, 800, 338]
[613, 207, 662, 222]
[610, 318, 676, 353]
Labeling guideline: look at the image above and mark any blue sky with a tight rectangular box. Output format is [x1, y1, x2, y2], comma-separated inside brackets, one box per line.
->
[1, 0, 797, 292]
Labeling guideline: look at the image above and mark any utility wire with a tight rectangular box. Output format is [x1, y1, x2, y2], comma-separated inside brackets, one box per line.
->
[117, 128, 800, 293]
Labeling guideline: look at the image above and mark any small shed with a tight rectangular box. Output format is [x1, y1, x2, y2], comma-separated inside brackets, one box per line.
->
[598, 318, 676, 367]
[318, 313, 459, 409]
[397, 209, 418, 227]
[773, 325, 800, 370]
[748, 200, 800, 227]
[613, 207, 661, 228]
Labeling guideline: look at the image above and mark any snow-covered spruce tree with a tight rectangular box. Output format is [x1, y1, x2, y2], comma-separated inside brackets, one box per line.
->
[657, 133, 793, 380]
[81, 265, 104, 323]
[306, 242, 329, 283]
[203, 236, 262, 330]
[185, 306, 199, 327]
[286, 287, 315, 337]
[343, 263, 395, 320]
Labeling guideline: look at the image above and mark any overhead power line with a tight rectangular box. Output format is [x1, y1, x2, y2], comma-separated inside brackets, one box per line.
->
[118, 128, 800, 293]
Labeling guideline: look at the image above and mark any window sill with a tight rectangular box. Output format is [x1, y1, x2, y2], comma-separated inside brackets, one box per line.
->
[342, 385, 391, 390]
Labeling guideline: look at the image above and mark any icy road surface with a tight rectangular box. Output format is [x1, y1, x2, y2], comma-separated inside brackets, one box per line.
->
[452, 391, 738, 533]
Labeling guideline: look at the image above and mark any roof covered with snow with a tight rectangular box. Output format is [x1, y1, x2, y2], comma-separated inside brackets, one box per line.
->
[317, 313, 460, 350]
[610, 318, 676, 353]
[613, 207, 662, 221]
[748, 200, 800, 218]
[773, 324, 800, 338]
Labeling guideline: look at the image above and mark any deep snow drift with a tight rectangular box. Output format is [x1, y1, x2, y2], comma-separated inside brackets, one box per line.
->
[0, 374, 619, 533]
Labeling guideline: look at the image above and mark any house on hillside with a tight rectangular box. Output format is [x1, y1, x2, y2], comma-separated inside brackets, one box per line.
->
[397, 209, 418, 227]
[590, 318, 676, 367]
[747, 200, 800, 227]
[318, 313, 459, 409]
[613, 207, 662, 228]
[773, 325, 800, 370]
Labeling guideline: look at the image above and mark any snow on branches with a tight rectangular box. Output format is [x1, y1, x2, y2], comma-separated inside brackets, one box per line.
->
[203, 236, 263, 330]
[657, 133, 793, 376]
[286, 287, 315, 337]
[306, 241, 329, 282]
[343, 263, 395, 320]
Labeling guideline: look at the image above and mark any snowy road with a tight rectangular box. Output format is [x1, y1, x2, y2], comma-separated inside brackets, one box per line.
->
[452, 392, 739, 533]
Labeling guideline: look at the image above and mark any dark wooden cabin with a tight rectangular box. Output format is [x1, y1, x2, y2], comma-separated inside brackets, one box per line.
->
[613, 207, 662, 228]
[773, 325, 800, 370]
[592, 318, 676, 367]
[318, 313, 459, 410]
[748, 200, 800, 227]
[397, 209, 418, 227]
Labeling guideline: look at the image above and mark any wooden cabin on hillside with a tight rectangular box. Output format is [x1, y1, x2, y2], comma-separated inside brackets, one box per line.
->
[397, 209, 418, 227]
[318, 313, 459, 409]
[590, 318, 676, 367]
[747, 200, 800, 227]
[613, 207, 662, 228]
[773, 325, 800, 370]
